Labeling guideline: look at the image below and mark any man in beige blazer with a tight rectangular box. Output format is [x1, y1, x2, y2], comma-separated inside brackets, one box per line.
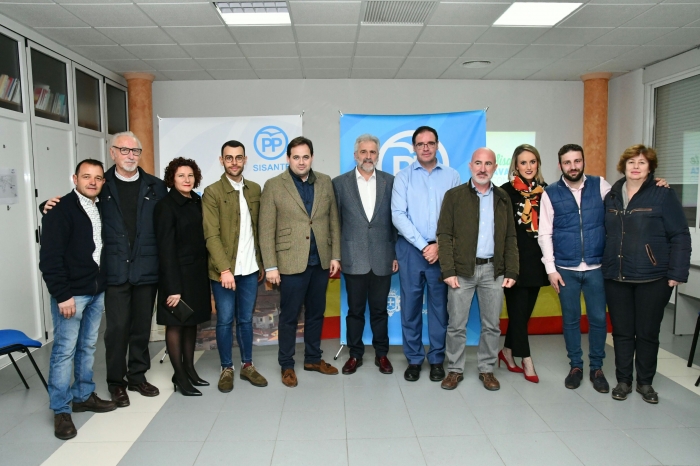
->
[259, 136, 341, 387]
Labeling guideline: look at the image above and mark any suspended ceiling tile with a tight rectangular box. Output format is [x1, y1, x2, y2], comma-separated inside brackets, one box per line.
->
[35, 27, 115, 46]
[0, 4, 88, 28]
[497, 57, 556, 70]
[418, 26, 488, 43]
[162, 26, 235, 44]
[352, 56, 406, 68]
[591, 27, 676, 46]
[294, 25, 358, 42]
[180, 43, 244, 58]
[207, 69, 259, 79]
[483, 66, 537, 80]
[248, 57, 301, 69]
[526, 68, 582, 81]
[239, 43, 299, 57]
[161, 69, 213, 80]
[301, 56, 352, 68]
[548, 59, 610, 74]
[230, 26, 295, 43]
[350, 68, 397, 78]
[122, 44, 189, 59]
[304, 68, 350, 78]
[395, 67, 447, 79]
[138, 3, 224, 27]
[428, 2, 510, 26]
[62, 4, 155, 28]
[623, 4, 700, 28]
[534, 27, 613, 45]
[514, 44, 582, 60]
[254, 69, 304, 78]
[95, 59, 155, 73]
[475, 27, 550, 44]
[298, 42, 354, 56]
[564, 44, 638, 60]
[409, 43, 470, 58]
[613, 44, 690, 64]
[70, 45, 136, 60]
[142, 58, 204, 70]
[401, 56, 456, 70]
[648, 27, 700, 46]
[354, 42, 413, 57]
[289, 1, 361, 25]
[97, 27, 175, 45]
[440, 65, 493, 79]
[559, 4, 655, 28]
[460, 43, 527, 59]
[357, 25, 423, 43]
[195, 57, 251, 69]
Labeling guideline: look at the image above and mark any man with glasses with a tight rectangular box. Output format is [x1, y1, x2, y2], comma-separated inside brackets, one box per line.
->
[203, 140, 268, 392]
[47, 132, 168, 406]
[391, 126, 460, 382]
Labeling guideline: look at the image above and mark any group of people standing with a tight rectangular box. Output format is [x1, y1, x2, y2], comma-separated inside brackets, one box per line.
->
[37, 126, 690, 442]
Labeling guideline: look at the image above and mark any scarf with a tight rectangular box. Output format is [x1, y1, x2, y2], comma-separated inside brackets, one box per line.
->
[511, 175, 544, 238]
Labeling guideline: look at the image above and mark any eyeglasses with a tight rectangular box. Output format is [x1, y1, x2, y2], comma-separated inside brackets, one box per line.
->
[112, 146, 142, 156]
[223, 155, 245, 163]
[414, 142, 437, 149]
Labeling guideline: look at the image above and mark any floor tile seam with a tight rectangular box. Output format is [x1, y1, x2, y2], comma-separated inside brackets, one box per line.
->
[492, 430, 586, 466]
[479, 432, 508, 466]
[619, 428, 671, 465]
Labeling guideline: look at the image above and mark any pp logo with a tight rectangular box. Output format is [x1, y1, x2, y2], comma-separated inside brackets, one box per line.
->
[378, 130, 450, 175]
[254, 126, 288, 160]
[386, 288, 401, 317]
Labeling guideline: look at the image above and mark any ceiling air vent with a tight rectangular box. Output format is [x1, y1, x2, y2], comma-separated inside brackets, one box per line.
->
[363, 1, 437, 25]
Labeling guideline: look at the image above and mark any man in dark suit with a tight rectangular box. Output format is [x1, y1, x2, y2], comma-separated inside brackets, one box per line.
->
[332, 134, 398, 375]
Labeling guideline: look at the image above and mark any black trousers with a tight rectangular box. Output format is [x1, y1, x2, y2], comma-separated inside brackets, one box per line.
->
[605, 278, 673, 385]
[503, 285, 540, 358]
[278, 265, 329, 369]
[104, 282, 158, 389]
[344, 271, 391, 359]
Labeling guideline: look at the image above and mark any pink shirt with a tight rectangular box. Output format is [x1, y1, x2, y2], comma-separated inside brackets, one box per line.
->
[538, 175, 612, 274]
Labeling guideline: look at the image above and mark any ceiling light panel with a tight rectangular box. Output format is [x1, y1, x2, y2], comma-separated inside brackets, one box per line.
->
[494, 2, 582, 27]
[215, 2, 291, 25]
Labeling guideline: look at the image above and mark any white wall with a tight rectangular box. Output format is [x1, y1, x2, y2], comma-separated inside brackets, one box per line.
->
[152, 79, 583, 184]
[606, 69, 644, 184]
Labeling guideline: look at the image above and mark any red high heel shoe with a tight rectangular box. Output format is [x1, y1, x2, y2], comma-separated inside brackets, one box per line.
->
[523, 362, 539, 384]
[498, 350, 523, 373]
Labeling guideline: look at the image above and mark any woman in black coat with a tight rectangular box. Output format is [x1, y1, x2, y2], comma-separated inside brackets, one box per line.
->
[499, 144, 549, 383]
[603, 144, 691, 404]
[155, 157, 212, 396]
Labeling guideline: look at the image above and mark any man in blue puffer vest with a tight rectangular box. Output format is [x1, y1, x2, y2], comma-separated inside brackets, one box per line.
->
[538, 144, 611, 394]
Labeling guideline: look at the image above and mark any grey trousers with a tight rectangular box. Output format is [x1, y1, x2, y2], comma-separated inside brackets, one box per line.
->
[446, 263, 504, 374]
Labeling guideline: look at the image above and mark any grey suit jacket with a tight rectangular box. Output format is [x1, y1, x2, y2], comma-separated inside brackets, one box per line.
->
[332, 168, 396, 276]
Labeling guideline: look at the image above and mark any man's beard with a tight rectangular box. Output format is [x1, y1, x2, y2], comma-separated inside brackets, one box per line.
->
[562, 169, 583, 182]
[357, 161, 376, 173]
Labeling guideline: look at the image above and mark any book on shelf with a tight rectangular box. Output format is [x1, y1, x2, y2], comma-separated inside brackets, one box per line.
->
[33, 84, 66, 116]
[0, 74, 21, 103]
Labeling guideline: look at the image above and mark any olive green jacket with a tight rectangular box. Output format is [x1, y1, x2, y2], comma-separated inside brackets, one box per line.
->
[259, 169, 341, 275]
[202, 174, 263, 281]
[437, 181, 519, 281]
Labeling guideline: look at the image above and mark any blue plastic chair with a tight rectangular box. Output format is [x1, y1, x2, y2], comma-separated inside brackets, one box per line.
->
[0, 330, 48, 392]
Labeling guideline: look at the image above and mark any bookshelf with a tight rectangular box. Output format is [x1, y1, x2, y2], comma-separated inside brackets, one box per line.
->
[30, 48, 69, 124]
[75, 68, 100, 132]
[0, 32, 22, 113]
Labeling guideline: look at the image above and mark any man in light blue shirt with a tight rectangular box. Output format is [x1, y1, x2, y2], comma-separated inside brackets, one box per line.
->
[391, 126, 460, 382]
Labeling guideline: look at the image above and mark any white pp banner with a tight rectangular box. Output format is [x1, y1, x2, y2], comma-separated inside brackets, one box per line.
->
[157, 115, 303, 191]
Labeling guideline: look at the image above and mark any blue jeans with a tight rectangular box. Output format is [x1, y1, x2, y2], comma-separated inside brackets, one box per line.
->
[48, 293, 104, 414]
[557, 267, 607, 370]
[211, 273, 258, 368]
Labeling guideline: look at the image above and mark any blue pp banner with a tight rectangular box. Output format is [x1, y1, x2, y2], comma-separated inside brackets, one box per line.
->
[339, 111, 486, 347]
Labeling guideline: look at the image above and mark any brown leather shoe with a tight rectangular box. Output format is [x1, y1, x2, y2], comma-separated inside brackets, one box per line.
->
[479, 372, 501, 391]
[441, 371, 464, 390]
[342, 357, 362, 374]
[72, 392, 117, 413]
[281, 368, 298, 388]
[375, 356, 393, 374]
[110, 386, 130, 408]
[128, 381, 160, 397]
[54, 413, 77, 440]
[303, 359, 339, 375]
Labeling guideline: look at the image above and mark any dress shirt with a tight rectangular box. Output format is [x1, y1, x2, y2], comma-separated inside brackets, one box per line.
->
[538, 175, 612, 274]
[355, 167, 376, 220]
[391, 160, 461, 251]
[74, 189, 102, 266]
[473, 180, 495, 259]
[228, 177, 259, 276]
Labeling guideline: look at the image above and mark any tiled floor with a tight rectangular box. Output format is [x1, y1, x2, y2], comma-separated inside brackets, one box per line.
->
[1, 307, 700, 466]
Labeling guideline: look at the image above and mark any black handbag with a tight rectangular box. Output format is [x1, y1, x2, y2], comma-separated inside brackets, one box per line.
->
[169, 299, 195, 323]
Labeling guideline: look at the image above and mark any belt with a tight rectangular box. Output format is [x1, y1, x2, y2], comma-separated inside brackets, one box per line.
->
[475, 257, 494, 265]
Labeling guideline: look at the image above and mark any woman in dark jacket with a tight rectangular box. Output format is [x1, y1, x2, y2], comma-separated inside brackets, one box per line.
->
[603, 144, 691, 404]
[498, 144, 549, 383]
[155, 157, 212, 396]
